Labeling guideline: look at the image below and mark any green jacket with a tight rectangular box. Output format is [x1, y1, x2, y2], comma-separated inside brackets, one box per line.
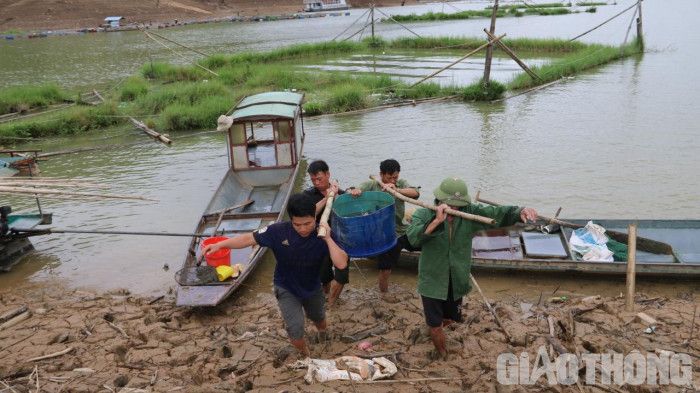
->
[406, 204, 522, 300]
[358, 178, 419, 236]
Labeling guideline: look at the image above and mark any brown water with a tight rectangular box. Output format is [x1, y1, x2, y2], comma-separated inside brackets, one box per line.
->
[1, 0, 698, 299]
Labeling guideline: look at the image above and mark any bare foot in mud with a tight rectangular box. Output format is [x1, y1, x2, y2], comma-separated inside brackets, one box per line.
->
[309, 330, 328, 344]
[427, 348, 449, 362]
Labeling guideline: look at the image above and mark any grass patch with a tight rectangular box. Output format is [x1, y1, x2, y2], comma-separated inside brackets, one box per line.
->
[489, 2, 571, 10]
[134, 81, 229, 114]
[522, 7, 571, 15]
[160, 95, 231, 131]
[0, 104, 122, 142]
[585, 7, 597, 12]
[389, 5, 574, 22]
[462, 81, 506, 101]
[141, 62, 206, 82]
[324, 84, 370, 112]
[391, 10, 501, 22]
[1, 36, 641, 139]
[119, 77, 150, 101]
[576, 1, 607, 5]
[508, 39, 642, 90]
[0, 84, 68, 115]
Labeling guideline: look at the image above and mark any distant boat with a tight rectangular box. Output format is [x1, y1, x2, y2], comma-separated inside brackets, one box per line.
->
[176, 91, 306, 307]
[400, 219, 700, 278]
[304, 0, 349, 12]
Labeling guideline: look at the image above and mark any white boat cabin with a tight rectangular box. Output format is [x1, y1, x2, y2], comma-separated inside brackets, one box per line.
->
[223, 92, 305, 171]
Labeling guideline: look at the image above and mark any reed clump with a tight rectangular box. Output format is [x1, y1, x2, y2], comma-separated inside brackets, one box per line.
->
[462, 81, 506, 101]
[0, 104, 121, 141]
[141, 62, 206, 82]
[508, 40, 642, 90]
[119, 77, 150, 102]
[391, 10, 502, 22]
[0, 84, 68, 115]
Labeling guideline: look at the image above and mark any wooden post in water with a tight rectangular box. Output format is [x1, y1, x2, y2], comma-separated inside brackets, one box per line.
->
[636, 0, 644, 49]
[371, 3, 375, 41]
[625, 223, 638, 311]
[482, 0, 499, 86]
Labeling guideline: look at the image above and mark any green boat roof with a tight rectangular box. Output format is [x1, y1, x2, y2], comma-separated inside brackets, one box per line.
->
[232, 92, 304, 121]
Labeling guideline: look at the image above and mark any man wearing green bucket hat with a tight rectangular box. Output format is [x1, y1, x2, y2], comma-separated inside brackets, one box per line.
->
[349, 158, 421, 292]
[407, 177, 538, 360]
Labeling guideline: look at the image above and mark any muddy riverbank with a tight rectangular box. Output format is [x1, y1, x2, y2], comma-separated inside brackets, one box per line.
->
[0, 280, 697, 391]
[0, 0, 418, 32]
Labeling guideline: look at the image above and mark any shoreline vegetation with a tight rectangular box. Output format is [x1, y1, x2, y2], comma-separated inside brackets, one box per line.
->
[389, 1, 610, 22]
[0, 36, 642, 143]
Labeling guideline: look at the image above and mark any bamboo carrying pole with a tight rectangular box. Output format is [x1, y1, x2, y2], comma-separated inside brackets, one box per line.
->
[625, 223, 637, 311]
[369, 175, 495, 225]
[410, 34, 506, 88]
[317, 191, 336, 238]
[470, 273, 512, 343]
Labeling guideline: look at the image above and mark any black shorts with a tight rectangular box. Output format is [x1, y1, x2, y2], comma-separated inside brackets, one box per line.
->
[376, 234, 421, 270]
[319, 255, 349, 285]
[421, 279, 463, 327]
[421, 295, 463, 328]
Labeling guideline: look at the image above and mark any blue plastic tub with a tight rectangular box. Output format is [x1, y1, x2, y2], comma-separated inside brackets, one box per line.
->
[331, 191, 396, 258]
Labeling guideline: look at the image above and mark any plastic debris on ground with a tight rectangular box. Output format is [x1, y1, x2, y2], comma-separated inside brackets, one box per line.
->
[290, 356, 397, 384]
[569, 221, 614, 262]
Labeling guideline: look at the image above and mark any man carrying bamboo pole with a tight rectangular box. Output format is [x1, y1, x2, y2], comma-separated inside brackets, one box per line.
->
[303, 160, 349, 306]
[203, 194, 348, 356]
[349, 159, 421, 292]
[406, 177, 537, 360]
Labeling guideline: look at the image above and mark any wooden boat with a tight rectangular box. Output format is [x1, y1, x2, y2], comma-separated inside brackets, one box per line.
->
[176, 92, 306, 306]
[1, 206, 52, 272]
[399, 219, 700, 278]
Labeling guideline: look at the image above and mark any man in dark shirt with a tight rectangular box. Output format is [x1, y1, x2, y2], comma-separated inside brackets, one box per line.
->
[203, 193, 348, 356]
[303, 160, 349, 306]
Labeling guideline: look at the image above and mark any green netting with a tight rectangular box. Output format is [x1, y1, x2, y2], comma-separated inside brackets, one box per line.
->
[607, 238, 628, 261]
[333, 191, 394, 218]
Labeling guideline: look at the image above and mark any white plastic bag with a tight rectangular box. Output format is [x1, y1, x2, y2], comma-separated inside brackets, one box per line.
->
[569, 221, 613, 262]
[291, 356, 397, 384]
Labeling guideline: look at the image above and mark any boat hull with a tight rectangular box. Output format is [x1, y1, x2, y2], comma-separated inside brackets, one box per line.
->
[399, 219, 700, 278]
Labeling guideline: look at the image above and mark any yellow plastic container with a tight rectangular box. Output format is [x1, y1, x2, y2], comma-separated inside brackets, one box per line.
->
[215, 264, 244, 281]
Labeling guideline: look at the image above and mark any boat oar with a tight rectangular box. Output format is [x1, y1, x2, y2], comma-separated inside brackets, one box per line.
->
[474, 193, 676, 256]
[369, 175, 495, 225]
[317, 191, 335, 238]
[469, 273, 513, 343]
[11, 228, 215, 238]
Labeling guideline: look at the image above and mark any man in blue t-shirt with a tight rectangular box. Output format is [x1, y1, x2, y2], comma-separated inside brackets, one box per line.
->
[203, 193, 348, 356]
